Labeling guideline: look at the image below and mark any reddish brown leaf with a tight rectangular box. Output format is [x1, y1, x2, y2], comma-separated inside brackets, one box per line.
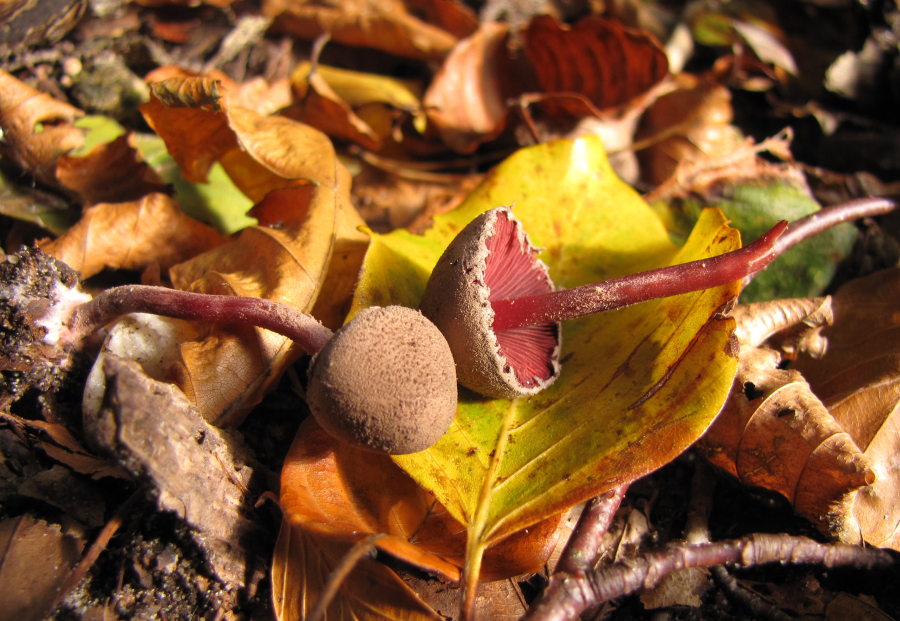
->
[40, 193, 227, 279]
[523, 15, 669, 115]
[56, 134, 167, 206]
[423, 21, 510, 153]
[149, 76, 225, 110]
[0, 69, 84, 186]
[262, 0, 459, 61]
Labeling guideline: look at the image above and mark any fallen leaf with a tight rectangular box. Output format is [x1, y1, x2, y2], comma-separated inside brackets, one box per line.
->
[274, 418, 567, 619]
[793, 268, 900, 549]
[635, 72, 741, 188]
[56, 134, 167, 205]
[523, 15, 669, 116]
[0, 514, 84, 621]
[0, 69, 84, 186]
[351, 137, 743, 599]
[262, 0, 460, 61]
[0, 166, 79, 236]
[41, 193, 227, 279]
[17, 465, 105, 527]
[422, 21, 510, 153]
[699, 296, 876, 543]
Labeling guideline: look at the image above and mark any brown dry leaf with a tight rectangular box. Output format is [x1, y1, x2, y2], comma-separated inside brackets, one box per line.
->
[793, 268, 900, 549]
[0, 69, 83, 186]
[262, 0, 460, 61]
[700, 297, 876, 543]
[423, 21, 510, 154]
[56, 134, 167, 206]
[523, 15, 669, 116]
[635, 73, 741, 188]
[41, 193, 227, 279]
[273, 418, 567, 620]
[150, 76, 226, 110]
[0, 514, 84, 621]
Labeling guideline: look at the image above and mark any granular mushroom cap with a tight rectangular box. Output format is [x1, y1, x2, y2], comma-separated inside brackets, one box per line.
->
[307, 305, 458, 454]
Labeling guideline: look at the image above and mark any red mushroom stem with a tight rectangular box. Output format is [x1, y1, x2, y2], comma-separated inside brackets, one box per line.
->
[490, 220, 789, 333]
[62, 285, 334, 354]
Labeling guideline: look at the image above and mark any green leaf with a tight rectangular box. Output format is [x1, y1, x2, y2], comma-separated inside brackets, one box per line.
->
[656, 181, 857, 302]
[134, 133, 255, 235]
[349, 136, 741, 591]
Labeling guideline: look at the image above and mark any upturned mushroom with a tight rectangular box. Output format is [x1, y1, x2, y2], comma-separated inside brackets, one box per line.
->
[420, 201, 889, 400]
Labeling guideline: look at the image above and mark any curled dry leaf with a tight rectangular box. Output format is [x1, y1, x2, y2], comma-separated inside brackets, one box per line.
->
[273, 418, 567, 620]
[40, 193, 227, 279]
[0, 69, 84, 186]
[523, 15, 669, 116]
[793, 268, 900, 550]
[150, 76, 225, 110]
[423, 21, 510, 153]
[635, 73, 741, 188]
[262, 0, 460, 61]
[700, 296, 877, 543]
[56, 134, 167, 206]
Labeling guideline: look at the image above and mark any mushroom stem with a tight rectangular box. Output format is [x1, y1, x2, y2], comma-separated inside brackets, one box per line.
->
[63, 285, 334, 354]
[490, 220, 788, 333]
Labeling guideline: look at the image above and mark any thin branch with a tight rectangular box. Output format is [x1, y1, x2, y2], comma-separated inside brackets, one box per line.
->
[521, 533, 894, 621]
[556, 486, 628, 575]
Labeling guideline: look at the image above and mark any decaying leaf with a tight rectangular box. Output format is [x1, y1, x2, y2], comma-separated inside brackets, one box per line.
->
[792, 268, 900, 549]
[262, 0, 462, 61]
[523, 15, 669, 116]
[0, 69, 84, 186]
[423, 21, 510, 153]
[352, 136, 744, 601]
[83, 354, 269, 598]
[274, 418, 566, 620]
[40, 193, 227, 279]
[700, 296, 876, 544]
[150, 76, 225, 110]
[0, 514, 84, 621]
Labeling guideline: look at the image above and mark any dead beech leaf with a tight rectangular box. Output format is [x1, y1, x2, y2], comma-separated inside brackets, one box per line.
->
[274, 418, 567, 619]
[40, 193, 227, 279]
[700, 297, 876, 543]
[523, 15, 669, 115]
[423, 21, 510, 154]
[150, 76, 225, 110]
[262, 0, 460, 62]
[0, 69, 84, 186]
[635, 73, 741, 188]
[56, 134, 167, 206]
[793, 268, 900, 550]
[0, 514, 84, 621]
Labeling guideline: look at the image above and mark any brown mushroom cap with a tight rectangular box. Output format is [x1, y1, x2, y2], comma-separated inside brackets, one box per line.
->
[420, 207, 561, 399]
[307, 306, 458, 454]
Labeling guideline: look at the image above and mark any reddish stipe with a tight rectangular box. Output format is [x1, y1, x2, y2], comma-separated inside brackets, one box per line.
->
[490, 220, 789, 333]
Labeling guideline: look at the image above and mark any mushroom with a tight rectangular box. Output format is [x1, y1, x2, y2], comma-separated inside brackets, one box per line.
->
[306, 305, 458, 454]
[420, 206, 788, 399]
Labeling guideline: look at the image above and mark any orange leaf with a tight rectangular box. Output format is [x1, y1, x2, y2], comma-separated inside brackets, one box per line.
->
[40, 193, 227, 279]
[262, 0, 460, 61]
[0, 69, 83, 186]
[423, 21, 510, 153]
[56, 134, 167, 206]
[523, 15, 669, 114]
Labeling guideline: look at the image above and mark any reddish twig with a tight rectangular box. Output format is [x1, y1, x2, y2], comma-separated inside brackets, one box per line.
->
[555, 486, 628, 575]
[522, 533, 894, 621]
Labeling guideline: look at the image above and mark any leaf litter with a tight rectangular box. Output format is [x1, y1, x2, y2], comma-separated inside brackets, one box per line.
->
[1, 3, 900, 621]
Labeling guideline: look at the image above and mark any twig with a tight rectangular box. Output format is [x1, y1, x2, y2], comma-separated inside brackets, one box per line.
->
[521, 533, 894, 621]
[556, 486, 628, 575]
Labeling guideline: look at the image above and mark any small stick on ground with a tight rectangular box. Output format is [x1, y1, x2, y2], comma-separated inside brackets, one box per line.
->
[556, 485, 629, 575]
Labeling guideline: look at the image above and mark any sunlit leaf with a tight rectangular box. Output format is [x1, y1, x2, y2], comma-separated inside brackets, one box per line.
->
[350, 137, 742, 591]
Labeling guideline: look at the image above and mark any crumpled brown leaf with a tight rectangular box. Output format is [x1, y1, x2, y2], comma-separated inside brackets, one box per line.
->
[41, 193, 227, 279]
[792, 268, 900, 550]
[262, 0, 466, 61]
[273, 418, 567, 620]
[0, 69, 83, 186]
[423, 21, 510, 153]
[700, 297, 876, 544]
